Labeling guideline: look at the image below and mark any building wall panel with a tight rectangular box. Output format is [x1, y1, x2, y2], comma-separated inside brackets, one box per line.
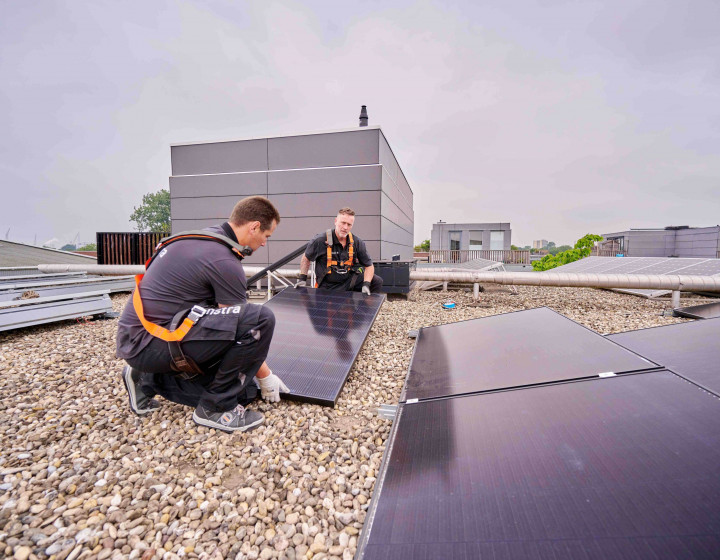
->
[269, 190, 380, 218]
[268, 129, 379, 170]
[171, 139, 268, 175]
[170, 173, 268, 198]
[268, 165, 382, 194]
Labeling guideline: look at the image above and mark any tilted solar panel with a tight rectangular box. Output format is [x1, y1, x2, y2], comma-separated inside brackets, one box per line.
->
[608, 318, 720, 397]
[402, 307, 659, 402]
[263, 287, 385, 406]
[673, 301, 720, 320]
[359, 371, 720, 560]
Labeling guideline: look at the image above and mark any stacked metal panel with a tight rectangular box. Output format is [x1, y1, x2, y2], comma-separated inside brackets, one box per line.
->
[0, 271, 133, 332]
[358, 309, 720, 560]
[549, 256, 720, 297]
[416, 257, 505, 291]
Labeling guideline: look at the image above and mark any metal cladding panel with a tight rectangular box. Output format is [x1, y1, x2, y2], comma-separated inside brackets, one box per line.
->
[171, 195, 265, 220]
[268, 129, 380, 171]
[380, 217, 413, 247]
[171, 139, 268, 175]
[608, 319, 720, 396]
[381, 192, 413, 234]
[268, 191, 381, 218]
[402, 307, 658, 402]
[170, 173, 268, 198]
[380, 241, 413, 261]
[674, 302, 720, 320]
[378, 131, 413, 203]
[263, 287, 385, 405]
[267, 165, 382, 194]
[359, 372, 720, 560]
[381, 168, 413, 219]
[268, 241, 311, 265]
[0, 295, 113, 332]
[268, 216, 381, 243]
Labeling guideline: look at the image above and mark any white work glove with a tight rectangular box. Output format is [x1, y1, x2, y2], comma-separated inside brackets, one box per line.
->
[257, 372, 289, 403]
[295, 274, 308, 289]
[361, 281, 371, 296]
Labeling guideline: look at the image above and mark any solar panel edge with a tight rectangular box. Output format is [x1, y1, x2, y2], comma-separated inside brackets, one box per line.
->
[356, 403, 406, 560]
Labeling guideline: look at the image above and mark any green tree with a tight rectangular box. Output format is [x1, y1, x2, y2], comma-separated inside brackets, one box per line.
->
[60, 243, 76, 251]
[548, 244, 572, 256]
[414, 239, 430, 252]
[532, 234, 603, 271]
[77, 243, 97, 251]
[130, 189, 171, 232]
[511, 244, 519, 251]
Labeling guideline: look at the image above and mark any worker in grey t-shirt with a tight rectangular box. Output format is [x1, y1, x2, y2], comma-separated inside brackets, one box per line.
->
[116, 196, 289, 433]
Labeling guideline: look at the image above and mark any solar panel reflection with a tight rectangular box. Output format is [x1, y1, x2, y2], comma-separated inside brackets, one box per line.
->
[263, 287, 385, 406]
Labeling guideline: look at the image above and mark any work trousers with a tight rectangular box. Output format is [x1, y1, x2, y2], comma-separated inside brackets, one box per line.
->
[125, 304, 275, 412]
[320, 273, 384, 293]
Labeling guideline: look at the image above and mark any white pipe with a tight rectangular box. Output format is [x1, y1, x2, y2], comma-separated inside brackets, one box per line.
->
[408, 270, 720, 292]
[38, 264, 302, 278]
[38, 264, 720, 293]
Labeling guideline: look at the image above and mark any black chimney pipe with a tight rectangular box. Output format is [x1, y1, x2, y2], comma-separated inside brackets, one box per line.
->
[359, 105, 368, 127]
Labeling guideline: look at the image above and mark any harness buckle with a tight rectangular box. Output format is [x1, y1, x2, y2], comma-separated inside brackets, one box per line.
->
[187, 305, 207, 322]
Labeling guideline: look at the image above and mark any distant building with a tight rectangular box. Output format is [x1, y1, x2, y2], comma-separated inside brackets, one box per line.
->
[533, 239, 549, 250]
[602, 226, 720, 258]
[430, 222, 511, 251]
[169, 125, 414, 265]
[0, 240, 97, 267]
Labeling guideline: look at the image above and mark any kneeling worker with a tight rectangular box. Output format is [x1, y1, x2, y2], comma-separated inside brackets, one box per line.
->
[296, 207, 383, 294]
[116, 196, 289, 432]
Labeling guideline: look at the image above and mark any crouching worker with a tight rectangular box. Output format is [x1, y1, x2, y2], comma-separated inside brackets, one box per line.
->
[116, 196, 289, 432]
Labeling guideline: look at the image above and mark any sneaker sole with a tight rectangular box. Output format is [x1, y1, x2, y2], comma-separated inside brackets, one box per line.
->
[121, 367, 157, 416]
[192, 410, 264, 433]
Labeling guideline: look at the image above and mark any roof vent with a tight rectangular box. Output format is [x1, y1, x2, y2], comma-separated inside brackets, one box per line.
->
[359, 105, 368, 127]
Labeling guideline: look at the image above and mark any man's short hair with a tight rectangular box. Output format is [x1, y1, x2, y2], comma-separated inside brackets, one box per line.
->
[338, 207, 356, 217]
[229, 196, 281, 231]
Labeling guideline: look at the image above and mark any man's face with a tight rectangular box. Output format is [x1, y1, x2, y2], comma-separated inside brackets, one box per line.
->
[334, 213, 355, 239]
[248, 220, 277, 250]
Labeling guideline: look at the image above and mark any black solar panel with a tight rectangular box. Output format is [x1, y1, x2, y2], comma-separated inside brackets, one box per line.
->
[608, 318, 720, 397]
[360, 371, 720, 560]
[402, 307, 658, 402]
[263, 287, 385, 406]
[674, 302, 720, 320]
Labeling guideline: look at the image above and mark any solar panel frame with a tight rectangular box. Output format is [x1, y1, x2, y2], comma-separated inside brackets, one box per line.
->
[608, 318, 720, 397]
[673, 301, 720, 320]
[263, 287, 385, 406]
[401, 307, 660, 402]
[359, 371, 720, 560]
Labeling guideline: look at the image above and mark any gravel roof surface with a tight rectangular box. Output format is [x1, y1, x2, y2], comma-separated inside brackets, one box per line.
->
[0, 287, 716, 560]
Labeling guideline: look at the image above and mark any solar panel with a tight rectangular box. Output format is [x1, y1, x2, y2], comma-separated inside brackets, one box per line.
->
[402, 307, 658, 402]
[263, 287, 385, 406]
[674, 301, 720, 320]
[608, 319, 720, 397]
[359, 371, 720, 560]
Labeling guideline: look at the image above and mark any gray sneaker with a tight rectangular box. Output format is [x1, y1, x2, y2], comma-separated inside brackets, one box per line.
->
[192, 404, 264, 433]
[121, 365, 161, 416]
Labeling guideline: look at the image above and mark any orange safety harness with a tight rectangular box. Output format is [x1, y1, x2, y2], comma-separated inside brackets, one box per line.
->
[325, 229, 354, 274]
[133, 231, 251, 343]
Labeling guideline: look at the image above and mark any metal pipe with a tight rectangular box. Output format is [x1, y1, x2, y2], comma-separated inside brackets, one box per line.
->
[38, 264, 720, 293]
[38, 264, 303, 279]
[407, 270, 720, 292]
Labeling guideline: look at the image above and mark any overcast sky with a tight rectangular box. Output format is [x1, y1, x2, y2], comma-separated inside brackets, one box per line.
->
[1, 0, 719, 248]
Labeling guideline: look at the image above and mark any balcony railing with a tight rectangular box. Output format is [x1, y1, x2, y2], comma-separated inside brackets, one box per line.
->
[429, 249, 531, 265]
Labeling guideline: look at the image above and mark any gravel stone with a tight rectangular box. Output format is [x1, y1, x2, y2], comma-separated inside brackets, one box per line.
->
[0, 289, 707, 559]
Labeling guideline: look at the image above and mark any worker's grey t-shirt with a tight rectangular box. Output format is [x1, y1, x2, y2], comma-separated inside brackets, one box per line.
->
[116, 224, 247, 359]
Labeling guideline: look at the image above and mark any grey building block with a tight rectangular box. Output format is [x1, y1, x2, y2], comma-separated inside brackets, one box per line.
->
[268, 129, 380, 170]
[170, 172, 268, 198]
[269, 190, 381, 218]
[381, 192, 413, 234]
[381, 240, 413, 260]
[171, 139, 268, 175]
[172, 194, 265, 220]
[381, 217, 414, 247]
[381, 168, 413, 219]
[268, 165, 382, 194]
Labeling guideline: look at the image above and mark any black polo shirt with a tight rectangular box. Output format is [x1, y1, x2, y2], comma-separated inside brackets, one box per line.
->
[304, 230, 373, 286]
[116, 223, 248, 359]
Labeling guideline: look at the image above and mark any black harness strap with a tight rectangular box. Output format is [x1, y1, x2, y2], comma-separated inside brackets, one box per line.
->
[168, 309, 205, 380]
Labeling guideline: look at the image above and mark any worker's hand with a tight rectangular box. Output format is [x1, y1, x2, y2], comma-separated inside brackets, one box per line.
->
[295, 274, 308, 289]
[257, 372, 289, 403]
[361, 281, 372, 296]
